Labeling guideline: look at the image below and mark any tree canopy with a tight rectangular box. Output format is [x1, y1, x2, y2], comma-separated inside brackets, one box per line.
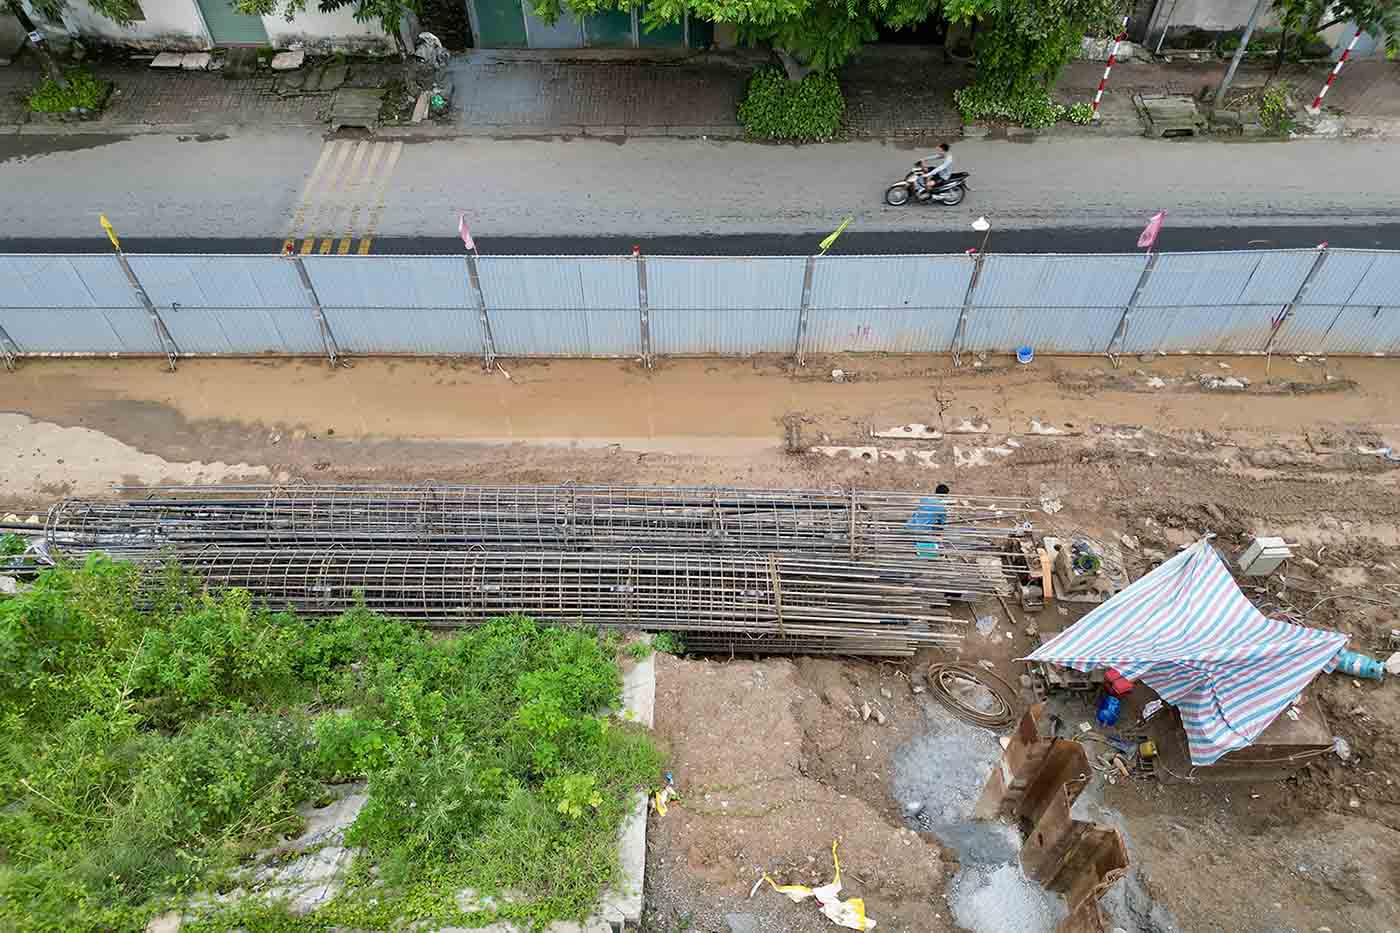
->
[25, 0, 144, 25]
[538, 0, 1123, 81]
[1271, 0, 1399, 60]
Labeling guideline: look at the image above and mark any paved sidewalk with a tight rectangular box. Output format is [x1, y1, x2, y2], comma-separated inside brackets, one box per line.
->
[446, 49, 749, 137]
[2, 48, 1397, 140]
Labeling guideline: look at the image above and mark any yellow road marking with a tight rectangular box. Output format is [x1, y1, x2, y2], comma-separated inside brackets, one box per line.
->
[341, 142, 386, 256]
[284, 140, 342, 253]
[303, 141, 355, 255]
[356, 141, 403, 257]
[284, 139, 403, 257]
[339, 141, 371, 251]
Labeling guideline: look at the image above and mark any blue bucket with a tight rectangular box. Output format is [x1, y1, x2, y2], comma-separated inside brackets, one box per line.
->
[1016, 346, 1034, 364]
[1334, 648, 1385, 681]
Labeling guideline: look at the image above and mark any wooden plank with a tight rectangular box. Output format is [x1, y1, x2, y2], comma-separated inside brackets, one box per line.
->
[1038, 548, 1054, 600]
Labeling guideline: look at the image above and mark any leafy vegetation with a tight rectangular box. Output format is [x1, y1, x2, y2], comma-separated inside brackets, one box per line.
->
[0, 558, 662, 932]
[1259, 82, 1297, 135]
[1, 533, 24, 557]
[651, 632, 686, 655]
[27, 69, 112, 114]
[953, 84, 1097, 128]
[1269, 0, 1399, 64]
[1065, 100, 1096, 124]
[950, 0, 1126, 122]
[737, 67, 846, 141]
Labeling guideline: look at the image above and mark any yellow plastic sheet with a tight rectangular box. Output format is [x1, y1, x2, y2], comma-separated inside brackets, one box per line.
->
[759, 840, 876, 931]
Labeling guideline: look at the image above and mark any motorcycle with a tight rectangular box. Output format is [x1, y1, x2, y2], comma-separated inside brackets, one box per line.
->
[885, 166, 970, 207]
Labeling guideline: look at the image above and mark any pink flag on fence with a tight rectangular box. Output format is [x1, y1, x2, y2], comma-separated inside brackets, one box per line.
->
[1137, 211, 1166, 249]
[458, 213, 476, 251]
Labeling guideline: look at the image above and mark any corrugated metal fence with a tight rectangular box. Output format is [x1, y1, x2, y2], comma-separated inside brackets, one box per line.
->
[2, 248, 1399, 369]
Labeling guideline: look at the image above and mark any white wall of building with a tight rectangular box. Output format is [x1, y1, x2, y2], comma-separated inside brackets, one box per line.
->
[25, 0, 211, 49]
[26, 0, 405, 51]
[260, 4, 396, 53]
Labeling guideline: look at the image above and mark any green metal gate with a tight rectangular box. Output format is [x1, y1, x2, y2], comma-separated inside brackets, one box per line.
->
[195, 0, 269, 45]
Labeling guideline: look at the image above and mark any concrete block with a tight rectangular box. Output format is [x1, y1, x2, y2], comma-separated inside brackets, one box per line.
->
[150, 51, 184, 68]
[145, 912, 183, 933]
[620, 639, 655, 729]
[411, 90, 430, 123]
[271, 49, 305, 71]
[597, 793, 646, 928]
[180, 52, 212, 71]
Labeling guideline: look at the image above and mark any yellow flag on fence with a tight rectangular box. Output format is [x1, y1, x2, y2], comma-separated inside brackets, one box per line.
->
[819, 217, 852, 254]
[98, 214, 121, 252]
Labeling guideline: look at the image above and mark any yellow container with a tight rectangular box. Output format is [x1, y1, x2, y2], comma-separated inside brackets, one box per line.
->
[1138, 740, 1158, 760]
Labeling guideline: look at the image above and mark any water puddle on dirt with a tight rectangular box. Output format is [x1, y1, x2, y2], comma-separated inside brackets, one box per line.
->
[890, 705, 1066, 933]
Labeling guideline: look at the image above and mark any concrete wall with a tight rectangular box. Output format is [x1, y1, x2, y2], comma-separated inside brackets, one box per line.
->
[1146, 0, 1279, 46]
[1320, 21, 1392, 59]
[28, 0, 407, 51]
[260, 5, 397, 53]
[25, 0, 211, 50]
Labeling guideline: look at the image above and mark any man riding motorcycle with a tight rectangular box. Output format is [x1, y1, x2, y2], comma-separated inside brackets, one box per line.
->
[913, 143, 955, 199]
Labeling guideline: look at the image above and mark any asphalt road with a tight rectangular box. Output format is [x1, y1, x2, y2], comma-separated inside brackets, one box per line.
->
[2, 131, 1398, 252]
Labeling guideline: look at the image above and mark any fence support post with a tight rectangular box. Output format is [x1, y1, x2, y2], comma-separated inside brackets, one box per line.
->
[636, 248, 653, 368]
[113, 251, 178, 371]
[1106, 252, 1159, 366]
[0, 321, 19, 372]
[288, 253, 341, 367]
[464, 251, 498, 368]
[950, 251, 986, 367]
[1264, 245, 1329, 358]
[794, 254, 817, 366]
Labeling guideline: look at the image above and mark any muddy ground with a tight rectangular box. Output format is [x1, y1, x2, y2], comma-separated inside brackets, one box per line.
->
[4, 352, 1400, 932]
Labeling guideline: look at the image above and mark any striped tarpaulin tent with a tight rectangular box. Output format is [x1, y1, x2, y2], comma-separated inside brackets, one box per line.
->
[1025, 538, 1347, 765]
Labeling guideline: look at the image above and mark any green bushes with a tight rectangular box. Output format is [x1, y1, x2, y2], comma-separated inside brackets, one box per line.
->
[0, 559, 662, 931]
[737, 67, 845, 141]
[28, 69, 112, 114]
[954, 85, 1099, 129]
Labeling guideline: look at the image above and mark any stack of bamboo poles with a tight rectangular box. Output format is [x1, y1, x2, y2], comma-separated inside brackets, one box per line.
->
[47, 484, 1036, 657]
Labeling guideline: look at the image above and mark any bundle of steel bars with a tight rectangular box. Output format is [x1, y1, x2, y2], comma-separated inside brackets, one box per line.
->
[48, 484, 1036, 657]
[141, 548, 966, 657]
[48, 484, 1033, 571]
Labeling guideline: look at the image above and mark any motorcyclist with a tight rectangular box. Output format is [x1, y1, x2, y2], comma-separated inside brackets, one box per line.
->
[915, 143, 955, 195]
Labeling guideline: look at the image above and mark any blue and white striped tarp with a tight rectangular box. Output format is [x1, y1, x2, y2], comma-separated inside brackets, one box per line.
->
[1025, 538, 1347, 765]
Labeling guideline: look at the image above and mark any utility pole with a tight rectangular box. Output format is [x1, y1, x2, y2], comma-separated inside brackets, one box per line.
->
[1213, 0, 1269, 108]
[4, 0, 68, 88]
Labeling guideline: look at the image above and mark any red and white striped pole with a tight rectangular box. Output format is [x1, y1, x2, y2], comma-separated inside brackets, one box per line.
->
[1092, 16, 1132, 115]
[1309, 28, 1362, 112]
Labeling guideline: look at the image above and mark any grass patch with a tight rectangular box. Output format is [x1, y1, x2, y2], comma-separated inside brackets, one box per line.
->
[0, 557, 662, 931]
[28, 69, 112, 114]
[652, 632, 685, 655]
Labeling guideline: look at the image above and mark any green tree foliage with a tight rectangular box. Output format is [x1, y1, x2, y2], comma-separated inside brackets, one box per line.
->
[951, 0, 1125, 94]
[1270, 0, 1398, 63]
[25, 0, 144, 26]
[538, 0, 1123, 89]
